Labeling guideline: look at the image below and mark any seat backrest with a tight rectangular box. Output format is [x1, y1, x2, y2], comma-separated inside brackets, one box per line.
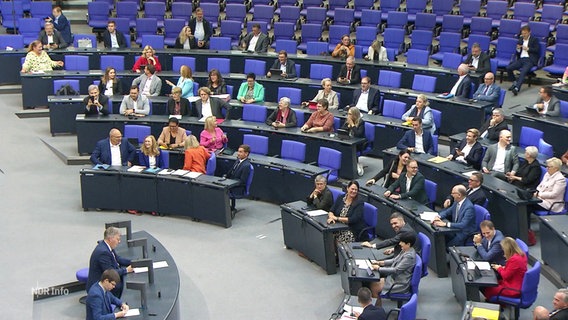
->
[172, 57, 196, 73]
[485, 0, 508, 20]
[242, 104, 268, 123]
[0, 35, 24, 49]
[515, 238, 529, 257]
[245, 164, 255, 195]
[65, 55, 89, 71]
[424, 179, 437, 208]
[160, 149, 170, 169]
[310, 64, 333, 80]
[329, 187, 344, 203]
[431, 109, 441, 135]
[417, 232, 430, 277]
[441, 14, 464, 33]
[519, 261, 541, 308]
[278, 87, 302, 105]
[225, 3, 247, 21]
[560, 100, 568, 118]
[519, 127, 544, 148]
[207, 58, 231, 74]
[206, 152, 216, 175]
[273, 22, 295, 39]
[210, 37, 232, 51]
[124, 124, 151, 143]
[244, 59, 267, 75]
[362, 202, 378, 240]
[100, 55, 125, 71]
[378, 70, 402, 88]
[414, 12, 436, 31]
[410, 255, 423, 294]
[513, 2, 536, 22]
[141, 34, 164, 49]
[382, 100, 407, 119]
[306, 41, 328, 56]
[538, 138, 553, 157]
[398, 293, 418, 320]
[171, 3, 192, 19]
[164, 19, 186, 38]
[474, 203, 490, 228]
[318, 147, 342, 181]
[220, 20, 243, 40]
[53, 79, 80, 95]
[406, 49, 430, 66]
[364, 122, 375, 144]
[412, 75, 437, 93]
[73, 34, 97, 48]
[243, 134, 269, 155]
[275, 39, 298, 55]
[498, 19, 522, 38]
[360, 9, 381, 28]
[281, 140, 306, 162]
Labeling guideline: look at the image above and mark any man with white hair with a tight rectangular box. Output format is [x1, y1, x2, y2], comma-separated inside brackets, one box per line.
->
[533, 289, 568, 320]
[447, 63, 472, 98]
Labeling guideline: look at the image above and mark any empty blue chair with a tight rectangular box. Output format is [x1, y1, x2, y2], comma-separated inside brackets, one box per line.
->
[200, 3, 220, 28]
[125, 125, 151, 144]
[442, 53, 463, 69]
[413, 12, 436, 32]
[528, 21, 551, 44]
[318, 147, 342, 183]
[380, 0, 402, 20]
[486, 0, 509, 28]
[208, 58, 231, 74]
[459, 0, 481, 25]
[512, 2, 536, 24]
[327, 0, 351, 19]
[1, 1, 23, 29]
[355, 26, 377, 54]
[406, 0, 428, 23]
[412, 75, 437, 93]
[243, 134, 269, 155]
[353, 0, 374, 20]
[206, 152, 217, 175]
[30, 1, 54, 22]
[431, 32, 462, 62]
[18, 18, 41, 46]
[293, 109, 305, 127]
[378, 70, 402, 88]
[244, 59, 267, 75]
[87, 2, 110, 29]
[73, 34, 97, 48]
[310, 64, 333, 80]
[172, 57, 196, 73]
[331, 8, 355, 29]
[383, 28, 406, 55]
[359, 122, 375, 156]
[141, 35, 164, 49]
[116, 2, 138, 28]
[409, 30, 433, 52]
[252, 5, 275, 27]
[424, 179, 437, 208]
[100, 55, 125, 71]
[494, 37, 519, 75]
[406, 49, 430, 66]
[306, 41, 328, 56]
[272, 22, 296, 44]
[543, 44, 568, 75]
[275, 40, 298, 55]
[144, 2, 166, 28]
[384, 11, 408, 31]
[135, 18, 158, 45]
[164, 19, 186, 47]
[304, 6, 327, 25]
[53, 80, 80, 95]
[298, 24, 322, 52]
[359, 203, 378, 241]
[281, 140, 306, 162]
[417, 232, 431, 277]
[225, 3, 247, 23]
[278, 87, 302, 105]
[171, 3, 192, 20]
[386, 293, 418, 320]
[65, 56, 89, 71]
[210, 37, 232, 51]
[463, 17, 492, 44]
[279, 5, 301, 25]
[0, 35, 24, 49]
[160, 149, 171, 169]
[492, 19, 522, 46]
[220, 20, 243, 48]
[519, 127, 543, 148]
[431, 0, 453, 23]
[242, 104, 268, 123]
[382, 100, 407, 119]
[439, 14, 464, 35]
[359, 9, 381, 28]
[516, 238, 529, 257]
[540, 4, 563, 32]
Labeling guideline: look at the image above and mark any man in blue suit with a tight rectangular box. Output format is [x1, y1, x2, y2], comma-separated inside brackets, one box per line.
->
[225, 144, 252, 213]
[86, 269, 130, 320]
[87, 227, 133, 298]
[472, 72, 501, 109]
[433, 185, 476, 246]
[506, 25, 541, 95]
[90, 128, 136, 166]
[396, 117, 435, 155]
[473, 220, 506, 265]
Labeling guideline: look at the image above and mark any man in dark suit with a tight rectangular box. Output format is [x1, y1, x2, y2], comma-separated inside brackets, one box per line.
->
[465, 43, 491, 78]
[447, 128, 484, 169]
[351, 76, 381, 114]
[384, 159, 429, 204]
[266, 50, 297, 78]
[473, 220, 506, 265]
[361, 212, 417, 256]
[84, 84, 110, 116]
[532, 86, 560, 117]
[396, 117, 435, 155]
[444, 171, 487, 208]
[447, 63, 472, 98]
[87, 227, 133, 298]
[86, 269, 130, 320]
[241, 23, 269, 53]
[354, 287, 387, 320]
[478, 108, 507, 142]
[188, 7, 213, 49]
[226, 144, 252, 213]
[167, 86, 191, 116]
[482, 129, 519, 178]
[472, 72, 501, 109]
[533, 289, 568, 320]
[38, 22, 68, 49]
[90, 128, 136, 166]
[337, 56, 361, 85]
[46, 7, 72, 44]
[434, 185, 476, 246]
[195, 87, 230, 119]
[103, 20, 127, 49]
[506, 25, 541, 95]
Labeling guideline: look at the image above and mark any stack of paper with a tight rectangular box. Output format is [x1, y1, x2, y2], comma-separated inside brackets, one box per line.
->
[127, 166, 146, 173]
[185, 171, 202, 179]
[467, 261, 491, 270]
[133, 261, 169, 273]
[171, 169, 190, 176]
[420, 211, 438, 222]
[306, 209, 328, 217]
[427, 156, 449, 164]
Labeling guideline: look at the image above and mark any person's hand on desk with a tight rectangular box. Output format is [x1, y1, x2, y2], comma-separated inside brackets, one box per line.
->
[365, 178, 376, 186]
[432, 217, 447, 227]
[120, 303, 129, 312]
[55, 61, 64, 67]
[266, 71, 272, 78]
[482, 167, 490, 174]
[491, 264, 502, 271]
[361, 241, 374, 248]
[124, 109, 135, 116]
[115, 309, 128, 318]
[271, 121, 285, 128]
[126, 265, 134, 273]
[384, 248, 394, 255]
[327, 212, 340, 224]
[388, 194, 401, 200]
[407, 147, 415, 153]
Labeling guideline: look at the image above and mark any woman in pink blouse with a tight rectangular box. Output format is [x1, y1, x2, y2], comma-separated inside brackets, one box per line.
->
[301, 99, 335, 133]
[200, 116, 228, 151]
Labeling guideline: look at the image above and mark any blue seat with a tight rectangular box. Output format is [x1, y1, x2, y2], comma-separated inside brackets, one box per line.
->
[278, 87, 302, 105]
[431, 0, 453, 24]
[519, 127, 543, 148]
[242, 104, 268, 123]
[135, 18, 158, 45]
[543, 44, 568, 75]
[73, 34, 97, 48]
[100, 55, 125, 71]
[486, 0, 509, 28]
[144, 2, 166, 28]
[431, 32, 462, 62]
[172, 57, 196, 73]
[318, 147, 342, 183]
[306, 41, 329, 56]
[329, 187, 344, 203]
[275, 0, 298, 15]
[87, 2, 110, 29]
[487, 261, 541, 320]
[209, 37, 232, 52]
[206, 152, 216, 175]
[359, 122, 375, 156]
[331, 8, 355, 29]
[244, 59, 266, 75]
[160, 149, 170, 169]
[124, 124, 151, 144]
[381, 255, 422, 308]
[0, 35, 24, 49]
[459, 0, 481, 25]
[538, 138, 554, 157]
[327, 25, 350, 52]
[171, 3, 192, 20]
[464, 204, 491, 245]
[515, 238, 529, 257]
[17, 18, 41, 46]
[275, 39, 298, 55]
[431, 109, 441, 135]
[383, 11, 408, 32]
[417, 232, 431, 277]
[281, 140, 306, 162]
[141, 35, 163, 50]
[547, 21, 568, 53]
[382, 100, 407, 119]
[65, 56, 89, 71]
[463, 17, 492, 44]
[439, 14, 464, 35]
[359, 203, 378, 241]
[409, 30, 433, 52]
[540, 4, 563, 32]
[378, 70, 402, 88]
[528, 21, 551, 44]
[304, 7, 327, 25]
[30, 1, 54, 23]
[207, 58, 230, 74]
[272, 22, 296, 46]
[380, 0, 402, 21]
[353, 0, 374, 20]
[412, 75, 437, 93]
[359, 9, 381, 28]
[293, 109, 305, 127]
[116, 2, 138, 28]
[1, 1, 23, 29]
[534, 178, 568, 216]
[243, 134, 269, 155]
[512, 2, 536, 24]
[225, 3, 247, 24]
[220, 20, 244, 48]
[494, 37, 519, 80]
[164, 19, 186, 47]
[413, 12, 436, 32]
[53, 80, 80, 95]
[406, 0, 427, 23]
[355, 26, 377, 54]
[200, 3, 220, 28]
[424, 179, 437, 208]
[441, 52, 463, 70]
[491, 19, 522, 46]
[406, 49, 430, 66]
[383, 28, 406, 55]
[310, 64, 333, 80]
[298, 24, 322, 52]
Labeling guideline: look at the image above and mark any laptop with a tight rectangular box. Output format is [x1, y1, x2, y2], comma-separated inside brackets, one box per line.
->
[336, 128, 351, 140]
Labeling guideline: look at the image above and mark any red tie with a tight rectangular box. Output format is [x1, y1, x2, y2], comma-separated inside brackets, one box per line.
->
[347, 69, 351, 80]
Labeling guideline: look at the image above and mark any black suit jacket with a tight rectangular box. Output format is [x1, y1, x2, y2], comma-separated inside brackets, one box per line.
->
[517, 36, 541, 66]
[512, 159, 541, 190]
[102, 30, 127, 48]
[330, 195, 367, 241]
[226, 158, 252, 196]
[455, 75, 472, 98]
[87, 240, 131, 298]
[479, 119, 507, 142]
[388, 172, 429, 204]
[83, 95, 110, 116]
[397, 130, 435, 155]
[358, 304, 387, 320]
[38, 30, 68, 49]
[269, 58, 297, 78]
[194, 97, 229, 119]
[445, 186, 487, 207]
[550, 308, 568, 320]
[451, 140, 484, 169]
[464, 52, 491, 76]
[167, 97, 191, 116]
[351, 87, 381, 114]
[337, 64, 362, 84]
[98, 80, 123, 96]
[188, 17, 213, 45]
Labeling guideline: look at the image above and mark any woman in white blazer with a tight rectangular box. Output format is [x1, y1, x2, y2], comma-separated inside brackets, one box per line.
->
[535, 157, 566, 213]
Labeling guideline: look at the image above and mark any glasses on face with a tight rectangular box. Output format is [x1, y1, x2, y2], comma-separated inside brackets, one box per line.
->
[409, 166, 418, 170]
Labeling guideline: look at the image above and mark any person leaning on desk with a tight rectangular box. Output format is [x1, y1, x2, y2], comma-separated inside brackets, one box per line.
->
[90, 128, 136, 167]
[86, 269, 130, 320]
[327, 180, 367, 242]
[119, 85, 150, 116]
[532, 86, 560, 117]
[266, 50, 297, 79]
[433, 185, 476, 246]
[21, 40, 64, 73]
[266, 97, 297, 128]
[366, 149, 410, 188]
[361, 212, 417, 256]
[183, 135, 210, 174]
[301, 99, 335, 133]
[472, 220, 506, 265]
[401, 94, 436, 135]
[306, 174, 333, 211]
[383, 159, 429, 205]
[305, 78, 339, 110]
[84, 84, 110, 116]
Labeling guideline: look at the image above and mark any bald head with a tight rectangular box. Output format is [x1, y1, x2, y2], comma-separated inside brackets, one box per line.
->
[109, 128, 122, 146]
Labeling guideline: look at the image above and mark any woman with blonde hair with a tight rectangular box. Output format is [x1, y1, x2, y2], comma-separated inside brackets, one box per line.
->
[200, 116, 228, 151]
[140, 135, 164, 168]
[483, 237, 527, 301]
[183, 135, 211, 174]
[401, 94, 435, 134]
[21, 40, 64, 72]
[166, 65, 194, 98]
[364, 40, 388, 62]
[307, 78, 339, 110]
[99, 66, 123, 96]
[132, 45, 162, 72]
[342, 107, 366, 175]
[174, 26, 194, 49]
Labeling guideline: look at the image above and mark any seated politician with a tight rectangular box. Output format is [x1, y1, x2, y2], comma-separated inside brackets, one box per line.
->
[140, 135, 164, 169]
[167, 86, 191, 116]
[446, 128, 483, 170]
[183, 135, 210, 174]
[354, 287, 387, 320]
[306, 78, 339, 110]
[351, 76, 381, 115]
[473, 220, 506, 265]
[384, 159, 429, 205]
[87, 227, 133, 298]
[396, 117, 435, 155]
[119, 85, 150, 116]
[472, 72, 501, 109]
[307, 175, 334, 211]
[327, 180, 367, 242]
[266, 97, 297, 128]
[433, 185, 476, 246]
[445, 64, 472, 98]
[362, 212, 417, 256]
[99, 67, 123, 97]
[401, 94, 435, 135]
[482, 130, 519, 179]
[84, 84, 110, 116]
[196, 87, 230, 119]
[86, 269, 130, 320]
[237, 73, 265, 104]
[90, 128, 136, 166]
[482, 237, 527, 301]
[266, 50, 297, 79]
[301, 99, 334, 133]
[479, 109, 507, 142]
[337, 56, 361, 85]
[443, 171, 487, 208]
[532, 86, 560, 117]
[366, 149, 410, 188]
[38, 22, 68, 49]
[225, 144, 252, 213]
[200, 116, 228, 152]
[103, 20, 127, 49]
[132, 64, 162, 97]
[506, 146, 541, 190]
[157, 117, 187, 149]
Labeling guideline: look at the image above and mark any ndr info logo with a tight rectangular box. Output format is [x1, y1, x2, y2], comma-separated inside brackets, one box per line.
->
[31, 282, 69, 296]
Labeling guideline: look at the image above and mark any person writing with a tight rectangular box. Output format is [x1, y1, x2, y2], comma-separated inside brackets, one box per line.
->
[266, 97, 297, 128]
[21, 40, 64, 72]
[306, 175, 333, 211]
[327, 180, 366, 242]
[472, 220, 506, 265]
[157, 117, 187, 149]
[84, 85, 109, 116]
[183, 135, 211, 174]
[366, 149, 410, 188]
[86, 269, 130, 320]
[301, 99, 334, 133]
[482, 237, 528, 301]
[200, 116, 228, 152]
[384, 159, 429, 204]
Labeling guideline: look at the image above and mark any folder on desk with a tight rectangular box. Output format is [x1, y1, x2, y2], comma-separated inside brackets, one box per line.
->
[427, 156, 448, 164]
[127, 166, 146, 173]
[471, 307, 499, 320]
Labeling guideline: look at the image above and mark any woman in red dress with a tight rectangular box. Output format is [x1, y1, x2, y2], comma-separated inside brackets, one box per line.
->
[483, 237, 528, 301]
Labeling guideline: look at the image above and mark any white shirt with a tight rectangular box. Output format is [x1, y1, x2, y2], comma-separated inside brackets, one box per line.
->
[194, 20, 205, 41]
[110, 32, 119, 48]
[47, 34, 54, 44]
[183, 38, 191, 49]
[405, 174, 414, 193]
[148, 155, 156, 168]
[110, 142, 122, 166]
[456, 143, 473, 163]
[142, 76, 153, 96]
[104, 81, 114, 96]
[201, 99, 213, 118]
[520, 38, 530, 58]
[535, 98, 551, 114]
[493, 145, 507, 172]
[280, 62, 287, 73]
[414, 132, 425, 153]
[355, 90, 369, 112]
[471, 55, 479, 69]
[247, 34, 260, 51]
[450, 75, 466, 95]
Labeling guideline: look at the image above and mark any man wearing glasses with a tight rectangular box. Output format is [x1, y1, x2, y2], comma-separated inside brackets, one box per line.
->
[472, 72, 501, 109]
[433, 185, 476, 246]
[384, 159, 429, 205]
[351, 76, 380, 115]
[443, 171, 487, 208]
[482, 129, 519, 180]
[86, 269, 130, 319]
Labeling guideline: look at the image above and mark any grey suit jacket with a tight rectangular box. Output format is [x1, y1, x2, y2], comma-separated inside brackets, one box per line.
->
[482, 143, 519, 173]
[242, 32, 269, 53]
[119, 94, 150, 115]
[38, 30, 68, 49]
[381, 248, 416, 294]
[132, 74, 162, 97]
[535, 96, 560, 117]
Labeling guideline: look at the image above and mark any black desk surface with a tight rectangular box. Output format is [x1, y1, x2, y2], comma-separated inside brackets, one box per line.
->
[116, 230, 180, 320]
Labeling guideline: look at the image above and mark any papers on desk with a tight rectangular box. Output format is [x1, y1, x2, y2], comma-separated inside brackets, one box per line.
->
[467, 261, 491, 270]
[157, 169, 174, 175]
[427, 156, 449, 164]
[187, 96, 200, 102]
[124, 309, 140, 317]
[76, 114, 85, 120]
[133, 260, 169, 273]
[306, 209, 328, 217]
[212, 93, 231, 102]
[471, 307, 499, 320]
[171, 169, 190, 176]
[342, 304, 363, 318]
[92, 164, 110, 170]
[127, 165, 146, 173]
[355, 259, 373, 269]
[437, 93, 454, 99]
[185, 171, 202, 179]
[170, 114, 182, 120]
[420, 211, 438, 222]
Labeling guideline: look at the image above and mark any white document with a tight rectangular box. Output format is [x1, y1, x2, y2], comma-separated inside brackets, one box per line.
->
[124, 309, 140, 317]
[306, 209, 328, 217]
[157, 169, 173, 175]
[187, 96, 200, 102]
[212, 93, 231, 102]
[171, 169, 190, 176]
[462, 170, 478, 178]
[127, 165, 145, 173]
[467, 261, 491, 270]
[420, 211, 438, 222]
[185, 171, 202, 179]
[342, 305, 364, 316]
[133, 260, 169, 273]
[355, 259, 373, 270]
